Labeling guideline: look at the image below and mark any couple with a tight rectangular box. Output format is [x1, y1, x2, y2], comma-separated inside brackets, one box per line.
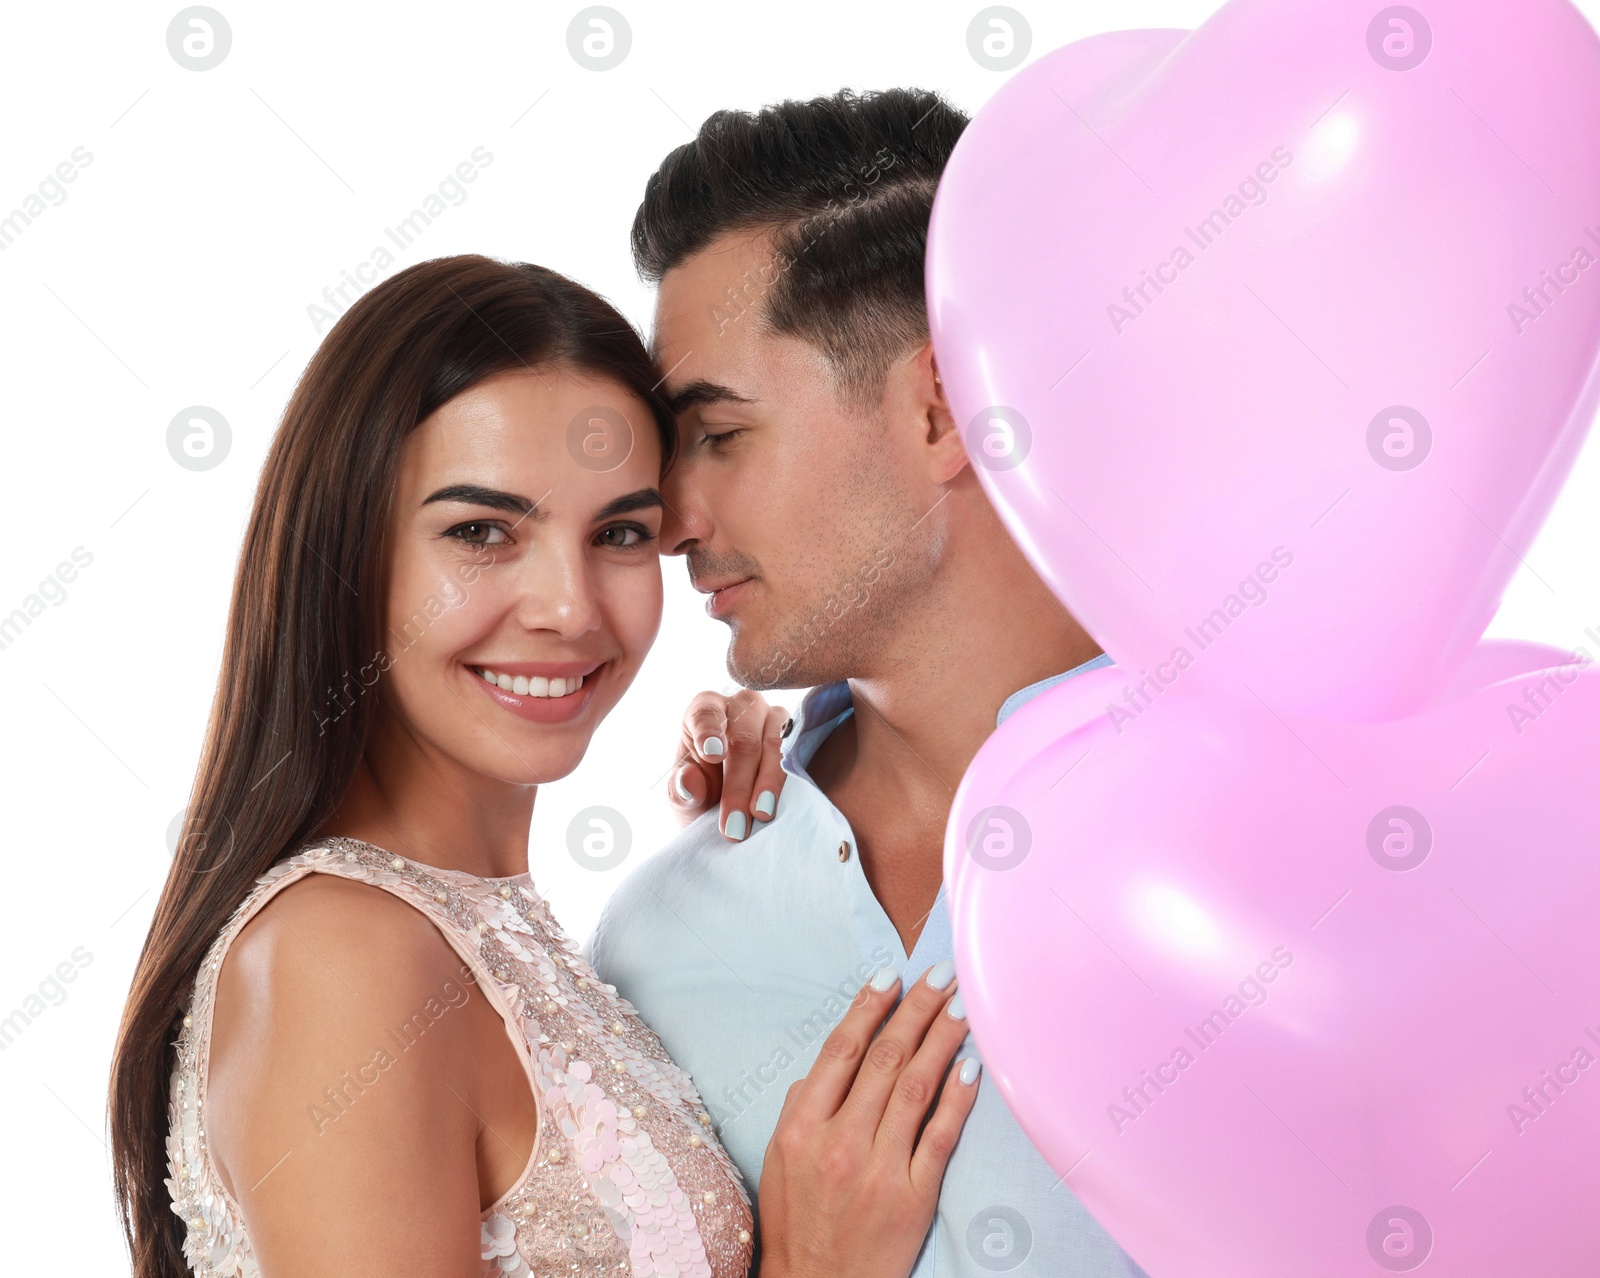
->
[108, 88, 1143, 1278]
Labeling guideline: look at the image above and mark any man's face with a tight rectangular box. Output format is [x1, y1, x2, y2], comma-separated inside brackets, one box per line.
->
[652, 229, 939, 690]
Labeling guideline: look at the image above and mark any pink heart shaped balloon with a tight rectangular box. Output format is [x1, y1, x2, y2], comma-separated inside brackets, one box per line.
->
[947, 646, 1600, 1273]
[928, 0, 1600, 722]
[940, 646, 1600, 1273]
[946, 642, 1600, 1275]
[931, 0, 1600, 1272]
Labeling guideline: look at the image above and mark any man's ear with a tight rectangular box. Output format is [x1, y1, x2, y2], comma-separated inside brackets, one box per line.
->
[911, 342, 967, 484]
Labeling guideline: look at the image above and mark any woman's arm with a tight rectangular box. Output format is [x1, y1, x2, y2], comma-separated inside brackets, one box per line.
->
[756, 963, 980, 1278]
[206, 874, 522, 1276]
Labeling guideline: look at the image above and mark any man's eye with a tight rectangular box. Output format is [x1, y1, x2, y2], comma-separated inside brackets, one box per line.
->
[446, 521, 509, 547]
[699, 428, 745, 449]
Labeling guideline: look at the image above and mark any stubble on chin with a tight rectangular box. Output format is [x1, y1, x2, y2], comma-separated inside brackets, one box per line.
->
[724, 565, 912, 693]
[720, 470, 943, 691]
[723, 619, 793, 692]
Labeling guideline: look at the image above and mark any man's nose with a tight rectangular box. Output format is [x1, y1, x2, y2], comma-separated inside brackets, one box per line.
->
[659, 468, 709, 557]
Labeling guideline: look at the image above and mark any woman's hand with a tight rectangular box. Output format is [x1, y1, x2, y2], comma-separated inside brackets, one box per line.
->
[668, 688, 792, 840]
[755, 962, 981, 1278]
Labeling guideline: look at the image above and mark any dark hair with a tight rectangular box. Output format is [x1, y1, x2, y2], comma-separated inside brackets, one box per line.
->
[631, 87, 968, 405]
[107, 255, 672, 1278]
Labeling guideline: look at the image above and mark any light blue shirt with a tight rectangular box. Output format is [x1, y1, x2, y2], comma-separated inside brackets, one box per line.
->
[588, 653, 1147, 1277]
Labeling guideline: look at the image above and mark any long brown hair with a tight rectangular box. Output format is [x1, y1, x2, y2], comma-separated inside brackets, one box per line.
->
[108, 255, 674, 1277]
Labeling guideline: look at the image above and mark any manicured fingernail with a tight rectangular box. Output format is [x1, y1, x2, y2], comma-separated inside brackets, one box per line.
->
[754, 790, 776, 818]
[946, 993, 965, 1020]
[780, 716, 794, 738]
[672, 767, 694, 804]
[958, 1058, 981, 1086]
[701, 736, 724, 757]
[723, 811, 747, 841]
[925, 959, 956, 991]
[869, 964, 899, 992]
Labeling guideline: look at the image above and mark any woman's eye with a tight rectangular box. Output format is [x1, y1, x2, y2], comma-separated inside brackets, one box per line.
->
[596, 524, 655, 549]
[447, 521, 509, 547]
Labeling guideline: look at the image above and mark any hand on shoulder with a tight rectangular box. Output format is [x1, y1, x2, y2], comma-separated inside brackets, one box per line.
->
[668, 688, 792, 839]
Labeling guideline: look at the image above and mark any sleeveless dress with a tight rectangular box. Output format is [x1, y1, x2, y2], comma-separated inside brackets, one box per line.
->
[164, 837, 755, 1278]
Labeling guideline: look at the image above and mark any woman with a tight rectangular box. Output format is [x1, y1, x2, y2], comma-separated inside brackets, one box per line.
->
[109, 256, 977, 1278]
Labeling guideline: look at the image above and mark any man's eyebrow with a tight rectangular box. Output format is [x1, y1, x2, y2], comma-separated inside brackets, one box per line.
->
[667, 379, 755, 415]
[422, 484, 540, 517]
[594, 488, 665, 520]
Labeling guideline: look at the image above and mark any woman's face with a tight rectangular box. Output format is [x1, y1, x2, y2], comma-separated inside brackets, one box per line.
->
[377, 366, 664, 786]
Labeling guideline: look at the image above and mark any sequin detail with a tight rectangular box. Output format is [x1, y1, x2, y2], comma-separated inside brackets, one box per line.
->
[165, 838, 753, 1277]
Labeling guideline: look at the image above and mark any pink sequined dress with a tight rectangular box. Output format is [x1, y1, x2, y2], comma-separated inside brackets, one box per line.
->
[164, 837, 755, 1278]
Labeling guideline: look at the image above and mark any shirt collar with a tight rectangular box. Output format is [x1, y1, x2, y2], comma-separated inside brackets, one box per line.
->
[781, 651, 1115, 781]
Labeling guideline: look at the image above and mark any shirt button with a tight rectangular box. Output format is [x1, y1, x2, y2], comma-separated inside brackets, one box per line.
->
[838, 841, 852, 862]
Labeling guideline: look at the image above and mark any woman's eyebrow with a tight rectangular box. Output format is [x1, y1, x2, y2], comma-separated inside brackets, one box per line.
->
[422, 484, 539, 517]
[594, 488, 665, 520]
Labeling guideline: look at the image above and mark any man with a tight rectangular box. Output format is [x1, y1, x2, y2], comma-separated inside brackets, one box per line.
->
[588, 88, 1145, 1277]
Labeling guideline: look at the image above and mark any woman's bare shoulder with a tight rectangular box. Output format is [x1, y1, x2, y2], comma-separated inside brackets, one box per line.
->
[227, 870, 463, 992]
[203, 870, 487, 1272]
[212, 869, 475, 1079]
[203, 876, 473, 1164]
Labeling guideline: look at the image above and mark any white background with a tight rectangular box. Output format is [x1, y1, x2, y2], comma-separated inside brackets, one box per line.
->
[3, 0, 1600, 1267]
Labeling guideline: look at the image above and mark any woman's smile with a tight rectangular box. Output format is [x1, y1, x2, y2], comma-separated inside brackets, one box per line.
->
[466, 658, 605, 723]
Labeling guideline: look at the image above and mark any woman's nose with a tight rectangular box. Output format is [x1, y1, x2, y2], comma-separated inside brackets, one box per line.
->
[511, 545, 601, 638]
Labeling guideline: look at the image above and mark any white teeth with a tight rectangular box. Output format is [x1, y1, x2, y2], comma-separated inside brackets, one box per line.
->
[475, 669, 587, 698]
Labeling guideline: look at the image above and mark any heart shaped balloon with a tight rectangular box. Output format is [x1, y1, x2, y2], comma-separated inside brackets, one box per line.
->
[946, 642, 1600, 1275]
[927, 0, 1600, 722]
[931, 0, 1600, 1271]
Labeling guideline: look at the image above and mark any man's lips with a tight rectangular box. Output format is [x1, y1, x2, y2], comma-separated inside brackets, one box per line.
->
[690, 576, 754, 596]
[699, 578, 755, 619]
